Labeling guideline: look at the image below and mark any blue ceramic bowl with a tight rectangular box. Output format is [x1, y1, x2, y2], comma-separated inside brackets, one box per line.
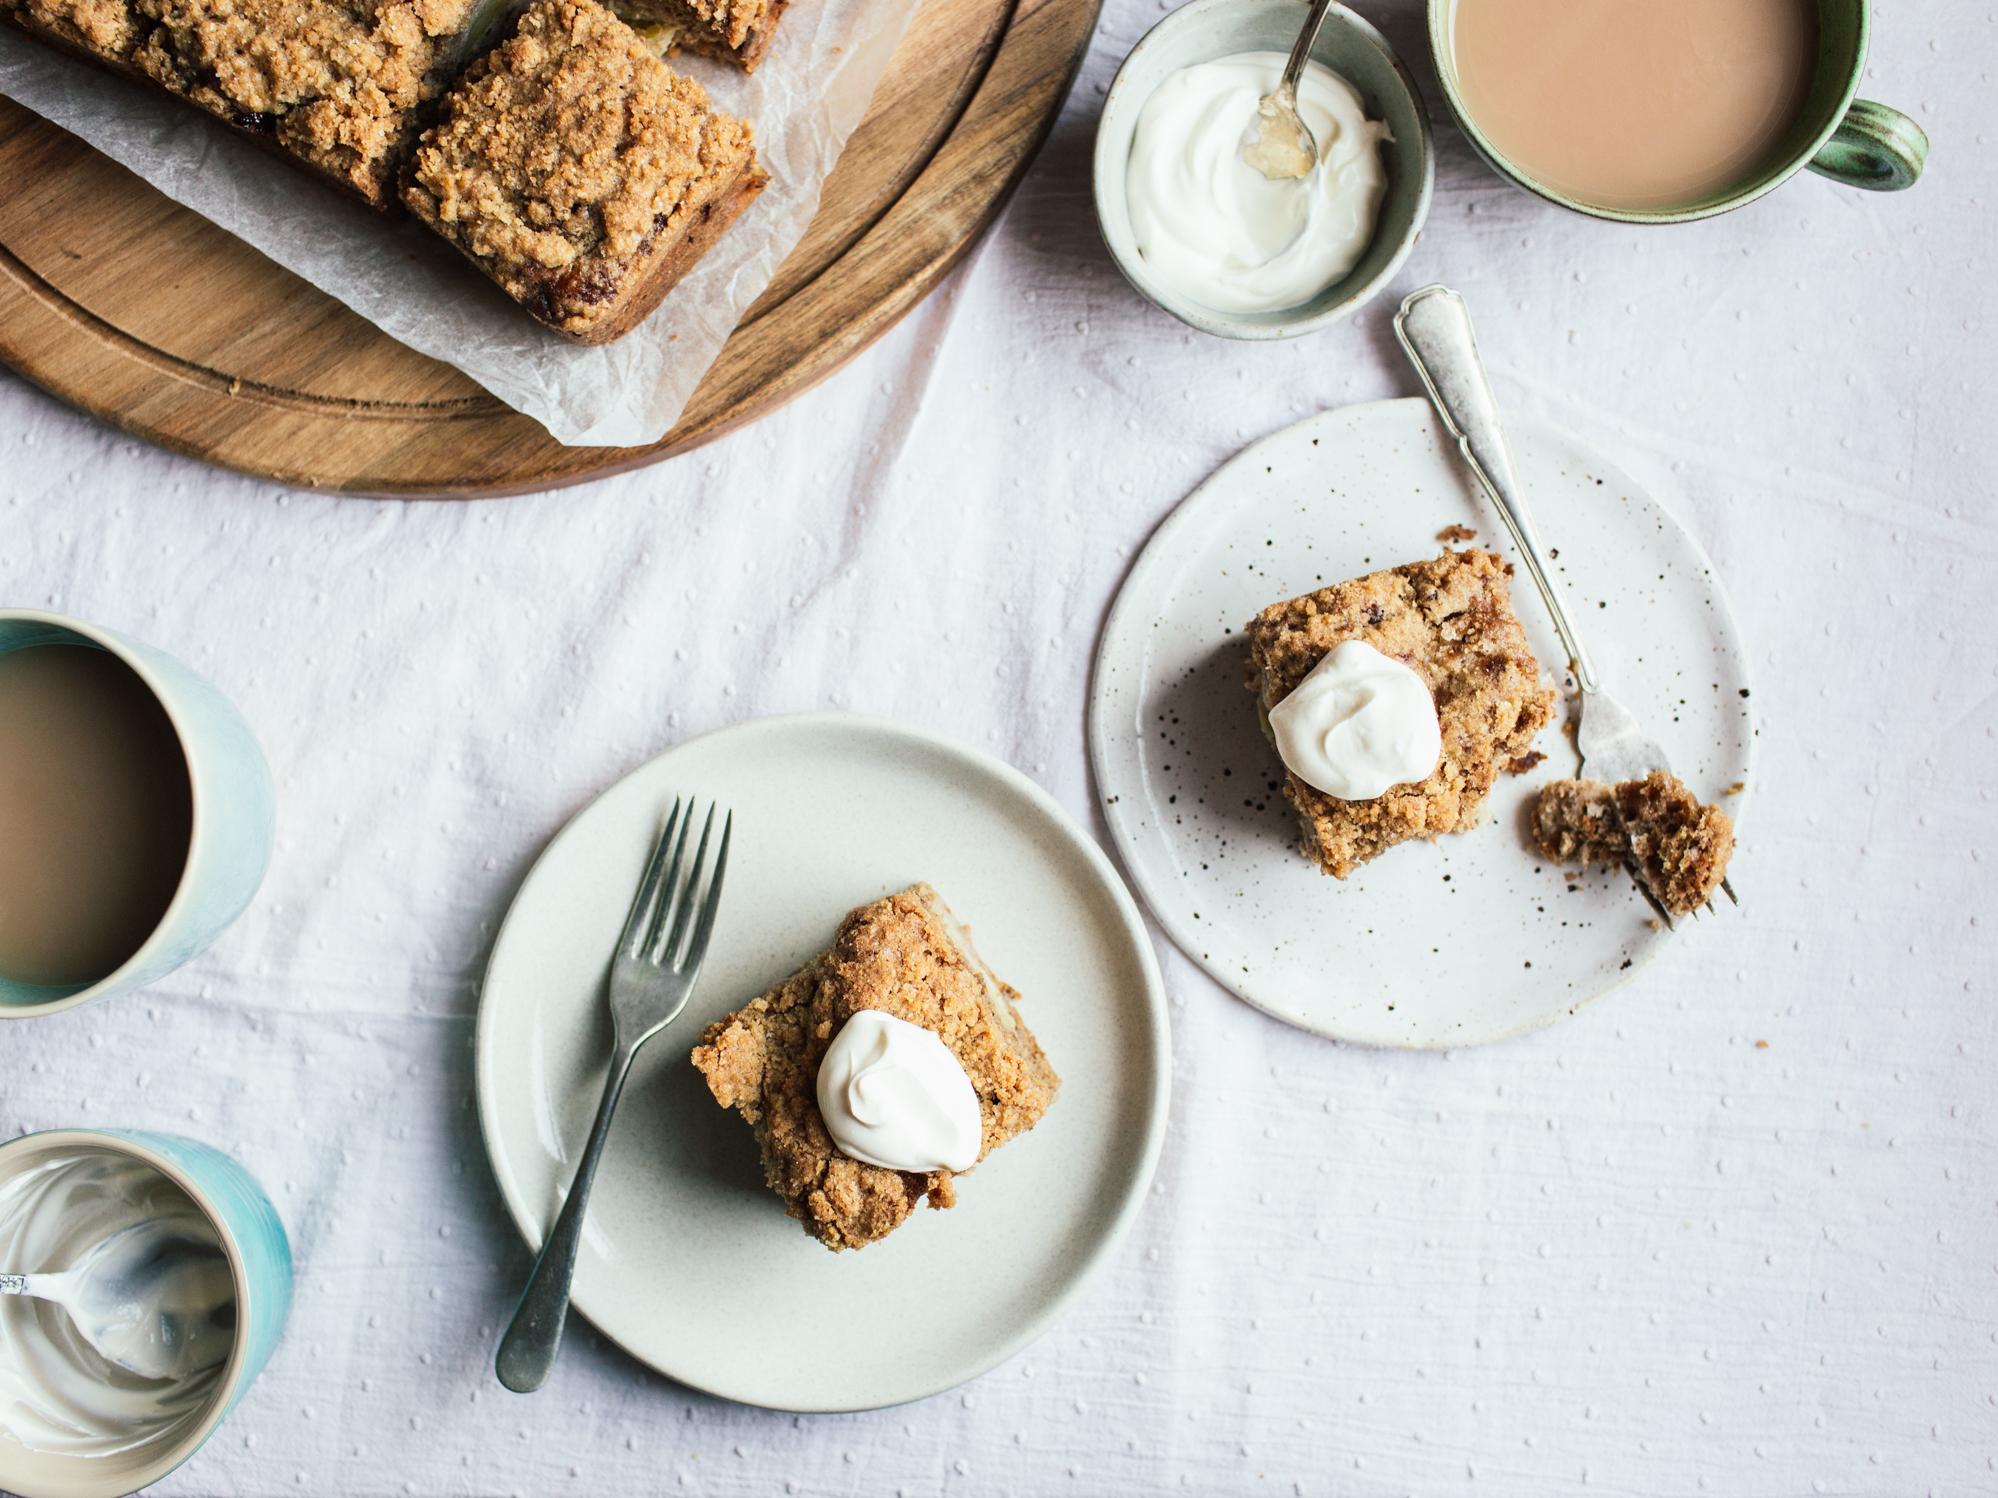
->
[0, 1129, 293, 1498]
[0, 610, 274, 1017]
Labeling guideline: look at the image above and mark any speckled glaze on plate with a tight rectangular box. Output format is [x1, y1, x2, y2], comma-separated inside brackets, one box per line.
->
[1088, 397, 1753, 1048]
[476, 713, 1169, 1411]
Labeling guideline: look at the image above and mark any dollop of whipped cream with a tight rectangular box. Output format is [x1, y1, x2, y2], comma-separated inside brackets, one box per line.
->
[1268, 639, 1441, 800]
[816, 1011, 983, 1174]
[1125, 52, 1390, 315]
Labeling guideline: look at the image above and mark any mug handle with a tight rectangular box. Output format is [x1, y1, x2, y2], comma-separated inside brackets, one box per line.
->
[1807, 99, 1928, 191]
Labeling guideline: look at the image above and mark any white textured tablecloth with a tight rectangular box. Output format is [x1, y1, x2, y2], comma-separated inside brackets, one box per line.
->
[3, 1, 1996, 1492]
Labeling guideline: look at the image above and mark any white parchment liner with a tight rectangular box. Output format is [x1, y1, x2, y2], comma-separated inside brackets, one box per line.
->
[0, 0, 919, 446]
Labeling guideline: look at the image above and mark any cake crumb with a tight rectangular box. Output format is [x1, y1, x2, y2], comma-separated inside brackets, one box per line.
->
[1531, 770, 1735, 916]
[1436, 523, 1477, 543]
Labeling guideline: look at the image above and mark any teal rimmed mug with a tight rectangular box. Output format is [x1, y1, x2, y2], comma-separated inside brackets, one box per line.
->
[1428, 0, 1928, 223]
[0, 609, 274, 1019]
[0, 1129, 294, 1498]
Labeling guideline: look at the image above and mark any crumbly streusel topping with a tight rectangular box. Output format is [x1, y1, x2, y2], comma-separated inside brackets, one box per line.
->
[1245, 549, 1556, 878]
[613, 0, 772, 59]
[690, 884, 1060, 1252]
[8, 0, 486, 203]
[402, 0, 753, 323]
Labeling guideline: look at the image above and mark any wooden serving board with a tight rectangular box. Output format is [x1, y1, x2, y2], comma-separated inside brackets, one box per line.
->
[0, 0, 1097, 496]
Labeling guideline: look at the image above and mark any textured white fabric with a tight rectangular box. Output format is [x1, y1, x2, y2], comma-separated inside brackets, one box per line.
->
[3, 1, 1996, 1492]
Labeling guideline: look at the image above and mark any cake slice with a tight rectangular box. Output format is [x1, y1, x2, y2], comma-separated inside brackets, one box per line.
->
[614, 0, 786, 71]
[401, 0, 766, 343]
[1533, 770, 1735, 916]
[690, 884, 1060, 1252]
[1244, 549, 1555, 877]
[2, 0, 505, 207]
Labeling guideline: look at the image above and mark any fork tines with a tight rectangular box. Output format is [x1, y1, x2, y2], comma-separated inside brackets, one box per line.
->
[1623, 853, 1676, 930]
[620, 798, 732, 970]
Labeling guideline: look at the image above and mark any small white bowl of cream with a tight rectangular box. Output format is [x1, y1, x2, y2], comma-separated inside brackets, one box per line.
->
[1094, 0, 1433, 338]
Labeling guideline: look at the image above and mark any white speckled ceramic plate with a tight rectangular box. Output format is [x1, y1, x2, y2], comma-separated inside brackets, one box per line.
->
[1089, 397, 1752, 1048]
[476, 713, 1169, 1411]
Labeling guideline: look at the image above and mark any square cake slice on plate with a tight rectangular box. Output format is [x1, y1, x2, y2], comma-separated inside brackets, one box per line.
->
[402, 0, 766, 343]
[1245, 548, 1555, 878]
[691, 883, 1060, 1251]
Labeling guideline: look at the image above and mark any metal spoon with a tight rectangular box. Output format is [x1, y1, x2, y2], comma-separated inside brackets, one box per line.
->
[1, 1221, 236, 1382]
[1241, 0, 1339, 181]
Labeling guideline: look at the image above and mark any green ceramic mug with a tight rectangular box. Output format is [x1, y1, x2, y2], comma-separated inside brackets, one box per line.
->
[1428, 0, 1928, 223]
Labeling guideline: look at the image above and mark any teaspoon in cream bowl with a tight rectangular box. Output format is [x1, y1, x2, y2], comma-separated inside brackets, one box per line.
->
[1, 1218, 236, 1383]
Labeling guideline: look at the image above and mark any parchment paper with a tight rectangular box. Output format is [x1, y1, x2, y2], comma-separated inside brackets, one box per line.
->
[0, 0, 919, 446]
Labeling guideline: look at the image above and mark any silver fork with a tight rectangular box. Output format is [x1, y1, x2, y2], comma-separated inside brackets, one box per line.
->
[1393, 284, 1736, 926]
[495, 797, 732, 1393]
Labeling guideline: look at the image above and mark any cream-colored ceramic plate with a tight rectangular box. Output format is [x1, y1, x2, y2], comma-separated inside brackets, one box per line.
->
[476, 713, 1169, 1411]
[1089, 397, 1752, 1048]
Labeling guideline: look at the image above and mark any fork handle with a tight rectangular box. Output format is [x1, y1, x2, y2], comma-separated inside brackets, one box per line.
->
[1394, 286, 1602, 697]
[495, 1041, 638, 1393]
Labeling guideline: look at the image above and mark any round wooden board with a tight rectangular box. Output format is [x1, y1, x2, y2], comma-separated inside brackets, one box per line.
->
[0, 0, 1097, 497]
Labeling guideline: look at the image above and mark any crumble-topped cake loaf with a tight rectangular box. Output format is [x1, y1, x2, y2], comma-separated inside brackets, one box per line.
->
[1245, 549, 1555, 877]
[402, 0, 766, 343]
[690, 884, 1060, 1252]
[614, 0, 786, 71]
[1534, 770, 1735, 916]
[2, 0, 499, 206]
